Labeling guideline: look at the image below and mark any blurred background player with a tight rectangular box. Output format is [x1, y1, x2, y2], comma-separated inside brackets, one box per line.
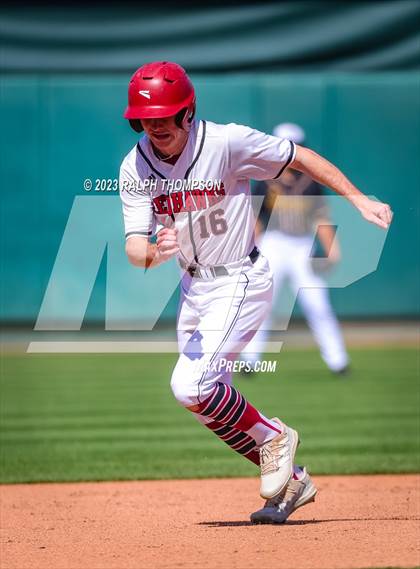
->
[243, 123, 350, 375]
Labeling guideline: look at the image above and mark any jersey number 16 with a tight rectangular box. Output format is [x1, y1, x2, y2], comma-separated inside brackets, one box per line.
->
[197, 208, 228, 238]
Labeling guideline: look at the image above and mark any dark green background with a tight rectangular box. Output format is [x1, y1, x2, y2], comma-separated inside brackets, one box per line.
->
[1, 73, 418, 321]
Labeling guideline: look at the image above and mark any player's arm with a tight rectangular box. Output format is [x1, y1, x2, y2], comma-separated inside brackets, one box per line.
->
[252, 181, 269, 240]
[254, 218, 264, 240]
[120, 158, 179, 268]
[126, 229, 179, 268]
[290, 146, 393, 229]
[125, 236, 159, 268]
[316, 221, 341, 263]
[311, 187, 340, 263]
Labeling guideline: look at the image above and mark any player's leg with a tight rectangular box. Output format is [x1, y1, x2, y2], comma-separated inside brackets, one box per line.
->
[195, 414, 260, 465]
[172, 337, 289, 487]
[240, 232, 288, 367]
[173, 267, 282, 449]
[172, 258, 299, 498]
[177, 321, 312, 520]
[186, 377, 299, 502]
[291, 238, 349, 373]
[174, 279, 260, 464]
[298, 287, 349, 372]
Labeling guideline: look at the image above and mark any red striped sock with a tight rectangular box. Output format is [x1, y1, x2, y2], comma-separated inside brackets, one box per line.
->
[205, 420, 260, 465]
[195, 382, 281, 447]
[204, 417, 303, 478]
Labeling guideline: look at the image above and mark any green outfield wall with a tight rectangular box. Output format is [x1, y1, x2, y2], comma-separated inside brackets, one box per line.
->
[1, 72, 419, 323]
[1, 2, 419, 72]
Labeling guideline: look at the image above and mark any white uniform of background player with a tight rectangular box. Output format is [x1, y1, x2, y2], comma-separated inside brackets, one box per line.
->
[243, 123, 349, 374]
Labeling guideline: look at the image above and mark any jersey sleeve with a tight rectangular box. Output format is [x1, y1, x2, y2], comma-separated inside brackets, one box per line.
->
[119, 157, 155, 240]
[227, 123, 296, 181]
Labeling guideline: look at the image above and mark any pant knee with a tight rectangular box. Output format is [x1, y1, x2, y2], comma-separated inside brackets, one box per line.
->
[170, 355, 227, 408]
[170, 361, 199, 407]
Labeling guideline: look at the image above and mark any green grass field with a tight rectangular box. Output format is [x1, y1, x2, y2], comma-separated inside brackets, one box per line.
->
[0, 347, 418, 483]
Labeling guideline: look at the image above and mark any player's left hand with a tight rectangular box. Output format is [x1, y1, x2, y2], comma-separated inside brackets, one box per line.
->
[156, 227, 180, 262]
[357, 197, 393, 229]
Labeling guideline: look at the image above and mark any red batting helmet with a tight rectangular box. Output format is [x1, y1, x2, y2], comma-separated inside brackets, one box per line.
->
[124, 61, 196, 133]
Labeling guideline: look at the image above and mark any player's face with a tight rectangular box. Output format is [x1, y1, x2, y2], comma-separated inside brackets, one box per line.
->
[141, 115, 188, 157]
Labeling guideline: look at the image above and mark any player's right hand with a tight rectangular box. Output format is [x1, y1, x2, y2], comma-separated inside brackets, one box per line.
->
[156, 227, 180, 261]
[357, 197, 393, 229]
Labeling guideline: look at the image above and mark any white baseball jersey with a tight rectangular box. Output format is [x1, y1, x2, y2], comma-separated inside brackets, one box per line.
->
[119, 119, 295, 267]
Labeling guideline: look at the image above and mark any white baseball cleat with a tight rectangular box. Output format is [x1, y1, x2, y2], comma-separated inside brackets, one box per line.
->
[251, 467, 317, 524]
[259, 417, 299, 499]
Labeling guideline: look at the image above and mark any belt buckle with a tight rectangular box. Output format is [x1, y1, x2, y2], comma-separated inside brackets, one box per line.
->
[200, 266, 216, 280]
[188, 265, 223, 280]
[188, 266, 212, 279]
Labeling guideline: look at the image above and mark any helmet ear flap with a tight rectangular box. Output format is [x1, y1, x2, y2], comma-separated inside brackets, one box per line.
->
[187, 101, 196, 124]
[175, 101, 196, 131]
[174, 108, 186, 129]
[129, 101, 195, 133]
[129, 119, 143, 133]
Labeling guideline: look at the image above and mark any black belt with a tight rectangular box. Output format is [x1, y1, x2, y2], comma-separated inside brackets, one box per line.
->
[187, 246, 260, 279]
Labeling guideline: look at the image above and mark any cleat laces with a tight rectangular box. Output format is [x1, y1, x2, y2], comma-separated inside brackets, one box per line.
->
[260, 432, 290, 476]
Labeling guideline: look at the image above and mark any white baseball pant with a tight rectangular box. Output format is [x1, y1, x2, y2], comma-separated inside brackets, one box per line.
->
[243, 231, 349, 372]
[171, 254, 273, 407]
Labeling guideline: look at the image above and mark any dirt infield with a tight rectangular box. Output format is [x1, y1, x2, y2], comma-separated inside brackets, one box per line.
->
[1, 474, 419, 569]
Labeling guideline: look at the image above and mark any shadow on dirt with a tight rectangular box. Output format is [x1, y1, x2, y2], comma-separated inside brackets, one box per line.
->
[198, 516, 418, 528]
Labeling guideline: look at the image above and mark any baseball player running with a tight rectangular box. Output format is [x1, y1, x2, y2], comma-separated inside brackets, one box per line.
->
[119, 62, 392, 524]
[243, 122, 350, 376]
